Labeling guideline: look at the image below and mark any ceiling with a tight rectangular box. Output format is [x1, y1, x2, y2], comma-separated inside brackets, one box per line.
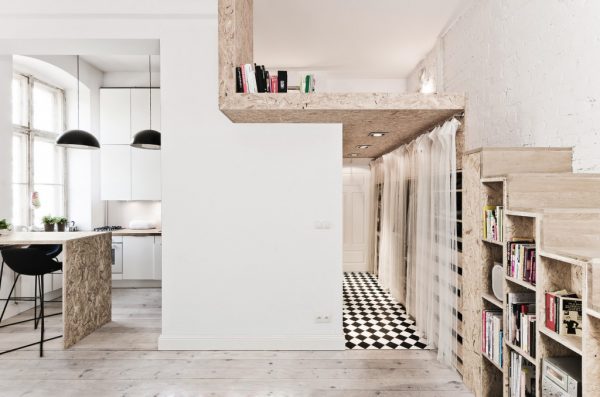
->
[80, 55, 160, 72]
[254, 0, 471, 79]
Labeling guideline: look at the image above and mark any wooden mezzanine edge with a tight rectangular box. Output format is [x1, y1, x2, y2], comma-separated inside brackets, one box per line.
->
[217, 0, 465, 159]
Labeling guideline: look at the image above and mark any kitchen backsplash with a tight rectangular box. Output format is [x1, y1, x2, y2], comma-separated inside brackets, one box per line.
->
[106, 201, 161, 228]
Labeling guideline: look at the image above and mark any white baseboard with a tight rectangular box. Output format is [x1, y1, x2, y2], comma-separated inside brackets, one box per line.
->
[158, 334, 346, 351]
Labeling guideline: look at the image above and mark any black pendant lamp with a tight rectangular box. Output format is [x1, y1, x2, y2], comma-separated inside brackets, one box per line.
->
[56, 55, 100, 150]
[131, 55, 161, 150]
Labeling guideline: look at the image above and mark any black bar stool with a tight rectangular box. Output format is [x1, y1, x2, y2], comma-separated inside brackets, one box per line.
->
[0, 247, 63, 356]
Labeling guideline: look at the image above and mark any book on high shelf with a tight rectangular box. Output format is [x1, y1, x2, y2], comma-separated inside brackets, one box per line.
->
[545, 290, 579, 334]
[482, 205, 503, 241]
[507, 240, 536, 284]
[235, 66, 243, 93]
[269, 75, 278, 93]
[278, 71, 288, 92]
[559, 296, 583, 336]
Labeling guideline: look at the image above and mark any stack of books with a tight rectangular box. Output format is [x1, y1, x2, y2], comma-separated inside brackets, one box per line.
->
[510, 351, 536, 397]
[545, 290, 583, 337]
[482, 310, 503, 367]
[507, 292, 536, 357]
[483, 205, 503, 242]
[507, 240, 536, 285]
[236, 64, 288, 93]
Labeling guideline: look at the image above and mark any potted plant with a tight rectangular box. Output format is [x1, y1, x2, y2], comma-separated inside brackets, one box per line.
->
[42, 215, 56, 232]
[55, 216, 68, 232]
[0, 218, 11, 236]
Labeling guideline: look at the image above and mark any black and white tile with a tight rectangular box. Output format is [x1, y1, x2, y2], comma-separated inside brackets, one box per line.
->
[343, 272, 429, 350]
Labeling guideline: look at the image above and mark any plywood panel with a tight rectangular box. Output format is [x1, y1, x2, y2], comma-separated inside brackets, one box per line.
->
[479, 147, 572, 177]
[506, 173, 600, 211]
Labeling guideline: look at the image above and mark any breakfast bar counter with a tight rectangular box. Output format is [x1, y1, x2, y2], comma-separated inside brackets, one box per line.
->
[0, 232, 112, 348]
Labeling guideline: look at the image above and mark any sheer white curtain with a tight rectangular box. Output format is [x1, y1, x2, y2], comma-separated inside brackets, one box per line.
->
[372, 118, 459, 367]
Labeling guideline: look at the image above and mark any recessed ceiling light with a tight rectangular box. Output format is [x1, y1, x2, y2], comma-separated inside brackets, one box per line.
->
[369, 132, 386, 137]
[349, 153, 359, 157]
[356, 145, 371, 149]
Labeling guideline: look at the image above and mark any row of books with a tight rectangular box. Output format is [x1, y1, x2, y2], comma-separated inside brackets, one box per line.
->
[545, 290, 583, 336]
[507, 292, 536, 356]
[236, 64, 288, 93]
[483, 205, 503, 242]
[482, 310, 503, 367]
[507, 240, 536, 285]
[509, 351, 535, 397]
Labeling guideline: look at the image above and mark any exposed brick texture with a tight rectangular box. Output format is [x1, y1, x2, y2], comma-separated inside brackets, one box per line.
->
[409, 0, 600, 172]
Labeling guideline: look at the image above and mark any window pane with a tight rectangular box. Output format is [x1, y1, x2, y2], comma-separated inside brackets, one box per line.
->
[12, 75, 28, 126]
[12, 184, 29, 229]
[12, 133, 28, 184]
[32, 184, 64, 226]
[32, 81, 63, 132]
[33, 136, 64, 185]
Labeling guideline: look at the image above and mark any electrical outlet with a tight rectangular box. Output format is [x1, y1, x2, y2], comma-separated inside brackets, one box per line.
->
[315, 314, 331, 323]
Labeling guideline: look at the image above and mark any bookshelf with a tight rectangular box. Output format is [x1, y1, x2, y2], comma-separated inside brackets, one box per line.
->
[463, 147, 600, 397]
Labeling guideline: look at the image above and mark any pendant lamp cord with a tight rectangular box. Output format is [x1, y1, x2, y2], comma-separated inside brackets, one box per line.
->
[77, 55, 80, 129]
[148, 55, 152, 130]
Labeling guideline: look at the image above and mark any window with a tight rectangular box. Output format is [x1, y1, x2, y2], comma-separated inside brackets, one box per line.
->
[12, 73, 66, 228]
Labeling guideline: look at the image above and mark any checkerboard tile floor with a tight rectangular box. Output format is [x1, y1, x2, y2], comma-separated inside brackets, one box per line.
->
[343, 272, 429, 350]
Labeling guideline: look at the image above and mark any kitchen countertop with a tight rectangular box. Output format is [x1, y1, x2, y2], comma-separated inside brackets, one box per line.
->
[0, 231, 109, 245]
[111, 228, 162, 236]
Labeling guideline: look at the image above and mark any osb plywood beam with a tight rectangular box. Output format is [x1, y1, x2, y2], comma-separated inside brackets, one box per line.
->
[219, 0, 253, 107]
[217, 0, 465, 158]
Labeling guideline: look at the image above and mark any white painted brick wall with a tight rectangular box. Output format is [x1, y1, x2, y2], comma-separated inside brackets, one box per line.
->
[410, 0, 600, 172]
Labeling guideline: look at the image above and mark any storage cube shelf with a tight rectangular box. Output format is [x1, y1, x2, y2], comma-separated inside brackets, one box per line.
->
[462, 147, 600, 397]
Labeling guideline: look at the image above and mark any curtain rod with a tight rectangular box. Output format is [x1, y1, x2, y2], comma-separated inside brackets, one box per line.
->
[369, 111, 465, 163]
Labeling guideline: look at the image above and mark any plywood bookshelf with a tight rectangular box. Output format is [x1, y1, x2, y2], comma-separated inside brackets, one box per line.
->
[463, 147, 600, 396]
[218, 0, 465, 158]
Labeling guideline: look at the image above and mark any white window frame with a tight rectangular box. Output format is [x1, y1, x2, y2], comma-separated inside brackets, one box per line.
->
[12, 72, 68, 227]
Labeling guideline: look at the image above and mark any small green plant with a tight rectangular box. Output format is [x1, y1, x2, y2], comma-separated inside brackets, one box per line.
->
[0, 219, 10, 230]
[54, 216, 68, 224]
[42, 215, 56, 225]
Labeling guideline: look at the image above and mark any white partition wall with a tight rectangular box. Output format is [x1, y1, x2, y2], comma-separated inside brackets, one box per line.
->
[159, 21, 343, 349]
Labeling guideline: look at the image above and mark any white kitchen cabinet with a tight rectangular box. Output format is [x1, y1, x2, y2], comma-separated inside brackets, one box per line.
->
[131, 148, 161, 201]
[131, 88, 161, 133]
[153, 236, 162, 280]
[100, 87, 162, 201]
[100, 89, 131, 144]
[122, 236, 155, 280]
[100, 145, 132, 200]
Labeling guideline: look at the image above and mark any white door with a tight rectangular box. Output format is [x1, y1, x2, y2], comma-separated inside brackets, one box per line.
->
[131, 148, 161, 200]
[343, 166, 370, 272]
[100, 145, 132, 200]
[123, 236, 155, 280]
[100, 89, 131, 144]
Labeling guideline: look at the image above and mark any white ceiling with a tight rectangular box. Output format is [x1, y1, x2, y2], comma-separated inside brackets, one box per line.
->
[80, 55, 160, 73]
[254, 0, 472, 79]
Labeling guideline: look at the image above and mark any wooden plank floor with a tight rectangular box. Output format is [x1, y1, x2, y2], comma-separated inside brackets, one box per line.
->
[0, 288, 473, 396]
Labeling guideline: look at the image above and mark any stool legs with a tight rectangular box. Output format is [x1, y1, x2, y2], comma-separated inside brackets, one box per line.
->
[0, 274, 20, 323]
[40, 275, 44, 357]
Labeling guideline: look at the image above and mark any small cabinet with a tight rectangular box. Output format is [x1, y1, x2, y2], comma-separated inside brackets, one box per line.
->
[100, 89, 131, 144]
[131, 88, 161, 133]
[131, 149, 161, 201]
[122, 236, 155, 280]
[100, 145, 132, 200]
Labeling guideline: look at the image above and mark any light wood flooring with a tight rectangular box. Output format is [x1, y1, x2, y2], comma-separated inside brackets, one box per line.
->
[0, 288, 473, 396]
